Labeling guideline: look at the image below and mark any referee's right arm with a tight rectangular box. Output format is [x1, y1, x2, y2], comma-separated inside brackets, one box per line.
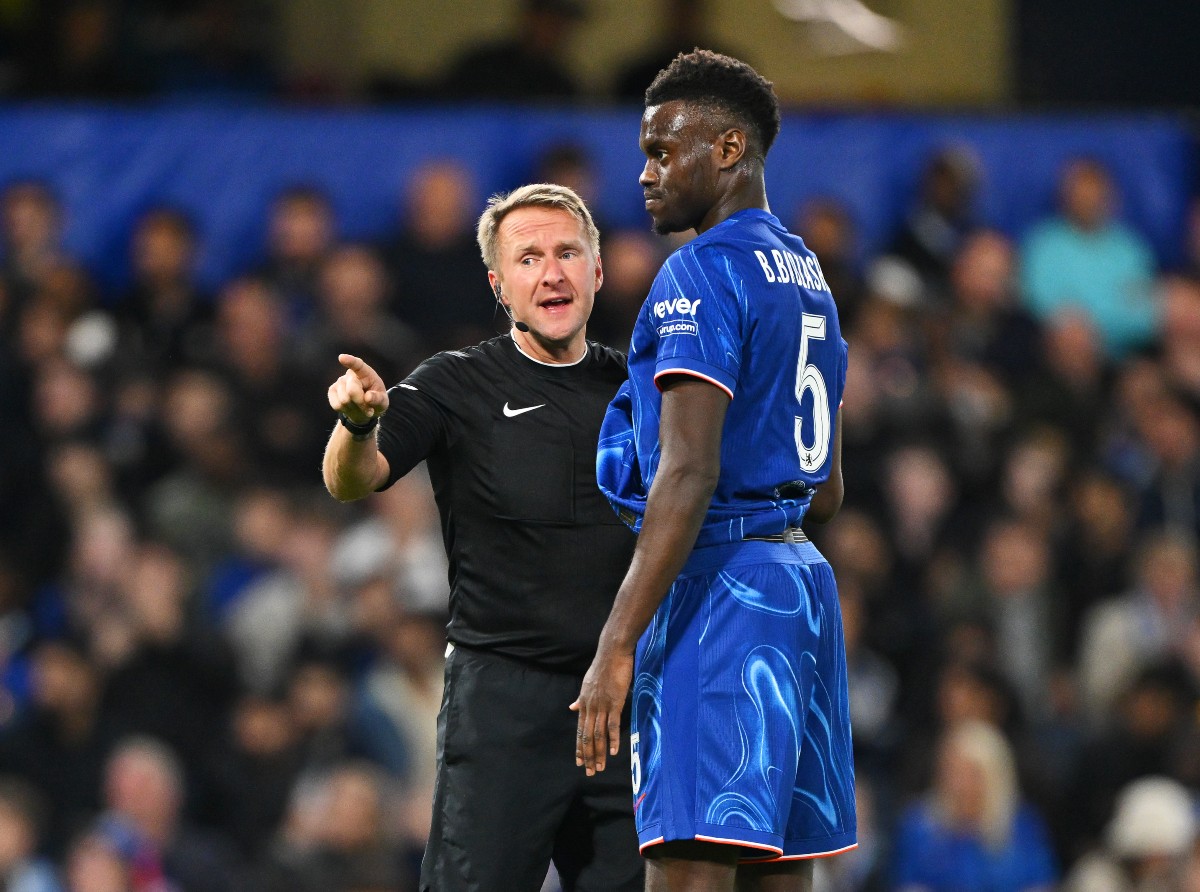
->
[324, 353, 391, 501]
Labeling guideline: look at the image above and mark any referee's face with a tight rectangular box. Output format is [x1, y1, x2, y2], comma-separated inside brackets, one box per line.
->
[491, 206, 601, 360]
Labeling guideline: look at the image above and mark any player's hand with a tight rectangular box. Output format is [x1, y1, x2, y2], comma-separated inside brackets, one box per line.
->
[570, 648, 634, 776]
[328, 354, 389, 424]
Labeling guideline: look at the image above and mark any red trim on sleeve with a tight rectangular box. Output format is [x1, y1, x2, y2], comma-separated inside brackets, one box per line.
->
[652, 368, 734, 400]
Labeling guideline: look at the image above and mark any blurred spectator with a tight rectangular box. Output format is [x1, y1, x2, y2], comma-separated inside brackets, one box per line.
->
[45, 439, 116, 522]
[584, 228, 662, 350]
[0, 776, 63, 891]
[832, 351, 890, 510]
[819, 508, 895, 641]
[99, 543, 238, 788]
[257, 186, 335, 327]
[796, 197, 866, 331]
[95, 736, 241, 892]
[839, 578, 900, 794]
[207, 277, 327, 485]
[1064, 775, 1198, 892]
[886, 145, 983, 301]
[1103, 357, 1172, 491]
[357, 607, 445, 847]
[891, 719, 1058, 890]
[900, 657, 1022, 799]
[1068, 661, 1197, 855]
[1020, 157, 1158, 359]
[143, 369, 243, 575]
[940, 518, 1061, 721]
[101, 378, 176, 517]
[329, 465, 449, 618]
[27, 357, 106, 446]
[1130, 388, 1200, 537]
[1159, 274, 1200, 398]
[1022, 311, 1110, 459]
[310, 762, 414, 889]
[1055, 470, 1137, 659]
[849, 283, 943, 438]
[993, 426, 1070, 537]
[0, 639, 111, 857]
[441, 0, 586, 101]
[114, 207, 212, 379]
[201, 486, 291, 624]
[256, 762, 415, 892]
[295, 244, 423, 389]
[205, 693, 302, 863]
[878, 441, 964, 606]
[382, 160, 495, 351]
[1077, 532, 1200, 723]
[47, 506, 137, 660]
[0, 393, 69, 602]
[612, 0, 736, 101]
[931, 229, 1042, 389]
[0, 180, 68, 313]
[283, 646, 408, 779]
[62, 832, 132, 892]
[224, 500, 349, 695]
[534, 143, 602, 220]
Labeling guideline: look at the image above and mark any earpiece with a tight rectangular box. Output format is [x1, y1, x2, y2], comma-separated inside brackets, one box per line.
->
[494, 283, 530, 333]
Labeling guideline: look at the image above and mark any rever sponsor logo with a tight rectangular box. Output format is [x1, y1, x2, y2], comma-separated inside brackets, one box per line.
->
[654, 295, 701, 337]
[652, 296, 702, 318]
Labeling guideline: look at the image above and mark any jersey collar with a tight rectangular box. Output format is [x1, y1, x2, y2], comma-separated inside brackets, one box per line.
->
[509, 330, 589, 367]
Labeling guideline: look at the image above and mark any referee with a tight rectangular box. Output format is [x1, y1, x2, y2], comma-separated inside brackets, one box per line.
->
[323, 183, 642, 892]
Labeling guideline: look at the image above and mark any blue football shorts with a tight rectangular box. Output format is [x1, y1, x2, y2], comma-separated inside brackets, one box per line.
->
[630, 539, 857, 862]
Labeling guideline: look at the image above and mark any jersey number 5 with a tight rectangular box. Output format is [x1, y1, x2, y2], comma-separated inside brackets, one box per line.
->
[794, 313, 830, 472]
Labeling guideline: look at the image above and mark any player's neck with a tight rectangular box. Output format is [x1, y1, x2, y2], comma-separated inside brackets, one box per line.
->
[696, 179, 769, 235]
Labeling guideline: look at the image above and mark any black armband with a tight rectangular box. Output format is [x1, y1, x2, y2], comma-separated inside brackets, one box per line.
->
[338, 412, 379, 440]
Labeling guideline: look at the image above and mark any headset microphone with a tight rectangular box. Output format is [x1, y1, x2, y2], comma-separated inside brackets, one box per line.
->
[494, 284, 530, 333]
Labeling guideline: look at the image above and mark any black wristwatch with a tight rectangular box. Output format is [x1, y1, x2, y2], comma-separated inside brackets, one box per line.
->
[338, 412, 379, 440]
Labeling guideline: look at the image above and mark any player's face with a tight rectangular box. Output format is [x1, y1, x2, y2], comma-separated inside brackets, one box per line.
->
[639, 100, 722, 235]
[490, 206, 601, 357]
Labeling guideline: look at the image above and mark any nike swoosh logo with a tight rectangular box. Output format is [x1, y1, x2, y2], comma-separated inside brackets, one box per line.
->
[503, 402, 545, 417]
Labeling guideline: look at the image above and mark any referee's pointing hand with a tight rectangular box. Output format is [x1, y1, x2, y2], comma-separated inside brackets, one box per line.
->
[329, 353, 389, 424]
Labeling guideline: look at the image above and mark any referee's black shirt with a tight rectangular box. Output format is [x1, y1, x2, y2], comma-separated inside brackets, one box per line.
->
[376, 335, 636, 675]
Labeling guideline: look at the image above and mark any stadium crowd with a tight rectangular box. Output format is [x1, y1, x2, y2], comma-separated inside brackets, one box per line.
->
[1, 136, 1200, 892]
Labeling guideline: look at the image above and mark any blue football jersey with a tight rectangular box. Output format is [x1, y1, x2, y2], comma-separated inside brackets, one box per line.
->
[598, 208, 848, 546]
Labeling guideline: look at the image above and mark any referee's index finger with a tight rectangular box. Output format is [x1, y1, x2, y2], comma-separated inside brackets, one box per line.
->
[338, 353, 364, 371]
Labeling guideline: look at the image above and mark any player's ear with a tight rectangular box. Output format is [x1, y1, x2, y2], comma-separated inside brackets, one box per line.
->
[715, 127, 746, 171]
[593, 254, 603, 293]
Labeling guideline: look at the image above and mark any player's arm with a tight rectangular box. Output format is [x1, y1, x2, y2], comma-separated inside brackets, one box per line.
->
[806, 405, 844, 523]
[572, 375, 729, 775]
[323, 353, 391, 501]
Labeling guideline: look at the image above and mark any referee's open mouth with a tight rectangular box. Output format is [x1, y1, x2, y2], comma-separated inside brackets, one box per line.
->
[539, 295, 574, 313]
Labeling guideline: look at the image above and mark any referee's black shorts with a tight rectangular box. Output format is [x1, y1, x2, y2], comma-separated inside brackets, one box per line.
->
[420, 644, 644, 892]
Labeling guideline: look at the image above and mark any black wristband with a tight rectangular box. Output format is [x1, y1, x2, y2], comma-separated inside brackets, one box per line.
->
[338, 412, 379, 440]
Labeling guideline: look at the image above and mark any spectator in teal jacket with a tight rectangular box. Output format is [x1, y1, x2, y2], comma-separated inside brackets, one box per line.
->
[1021, 158, 1158, 359]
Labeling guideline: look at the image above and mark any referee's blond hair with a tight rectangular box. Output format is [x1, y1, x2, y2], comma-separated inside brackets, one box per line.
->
[476, 183, 600, 272]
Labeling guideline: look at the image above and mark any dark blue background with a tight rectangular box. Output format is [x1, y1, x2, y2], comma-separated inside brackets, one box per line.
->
[0, 104, 1191, 294]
